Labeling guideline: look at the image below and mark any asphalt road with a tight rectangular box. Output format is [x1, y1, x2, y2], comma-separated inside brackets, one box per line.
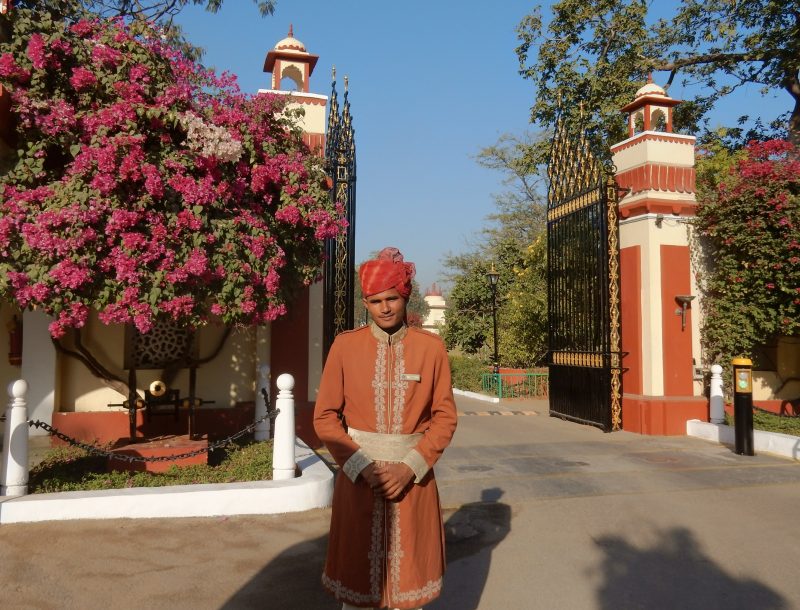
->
[2, 395, 800, 609]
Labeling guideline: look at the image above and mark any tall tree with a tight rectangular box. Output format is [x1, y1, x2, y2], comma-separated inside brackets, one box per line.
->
[517, 0, 800, 156]
[497, 235, 548, 368]
[442, 132, 547, 362]
[475, 131, 547, 248]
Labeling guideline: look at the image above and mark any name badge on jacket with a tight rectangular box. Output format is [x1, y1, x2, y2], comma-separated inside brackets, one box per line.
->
[402, 373, 421, 382]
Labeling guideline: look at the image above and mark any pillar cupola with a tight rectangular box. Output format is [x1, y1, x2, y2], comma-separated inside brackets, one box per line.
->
[621, 75, 681, 137]
[259, 26, 328, 152]
[263, 25, 319, 93]
[611, 77, 696, 220]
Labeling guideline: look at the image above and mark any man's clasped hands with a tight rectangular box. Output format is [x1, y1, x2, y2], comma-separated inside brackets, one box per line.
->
[361, 462, 414, 501]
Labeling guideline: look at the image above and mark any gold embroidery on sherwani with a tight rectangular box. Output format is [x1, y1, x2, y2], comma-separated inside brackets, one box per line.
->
[320, 573, 381, 606]
[391, 342, 407, 434]
[388, 501, 404, 603]
[372, 341, 388, 434]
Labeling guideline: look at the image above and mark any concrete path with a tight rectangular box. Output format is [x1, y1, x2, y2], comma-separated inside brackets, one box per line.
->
[2, 395, 800, 609]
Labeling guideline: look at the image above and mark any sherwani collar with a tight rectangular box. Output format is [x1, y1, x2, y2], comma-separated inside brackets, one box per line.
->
[369, 321, 407, 344]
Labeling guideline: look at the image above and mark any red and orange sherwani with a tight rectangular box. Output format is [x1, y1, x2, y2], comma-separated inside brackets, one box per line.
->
[314, 323, 458, 609]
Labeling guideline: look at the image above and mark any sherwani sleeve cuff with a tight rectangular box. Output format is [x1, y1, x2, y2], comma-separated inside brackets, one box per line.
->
[402, 448, 430, 483]
[342, 449, 373, 483]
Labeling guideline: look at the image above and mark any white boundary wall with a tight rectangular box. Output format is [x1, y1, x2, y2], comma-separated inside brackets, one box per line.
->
[0, 438, 333, 524]
[687, 420, 800, 461]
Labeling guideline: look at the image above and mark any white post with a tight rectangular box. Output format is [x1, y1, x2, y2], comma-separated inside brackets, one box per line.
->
[255, 364, 271, 441]
[1, 379, 30, 496]
[709, 364, 725, 425]
[272, 373, 296, 480]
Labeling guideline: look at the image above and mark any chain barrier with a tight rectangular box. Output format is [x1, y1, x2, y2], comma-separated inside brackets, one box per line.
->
[27, 408, 279, 465]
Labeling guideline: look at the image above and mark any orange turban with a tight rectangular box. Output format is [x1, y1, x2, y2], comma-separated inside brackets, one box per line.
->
[359, 247, 416, 299]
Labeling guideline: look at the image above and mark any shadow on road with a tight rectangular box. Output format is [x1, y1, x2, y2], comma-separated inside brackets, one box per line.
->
[220, 487, 510, 609]
[218, 531, 337, 610]
[429, 487, 511, 610]
[594, 526, 787, 610]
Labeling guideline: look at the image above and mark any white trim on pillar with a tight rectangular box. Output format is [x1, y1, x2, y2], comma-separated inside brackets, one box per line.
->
[20, 310, 58, 436]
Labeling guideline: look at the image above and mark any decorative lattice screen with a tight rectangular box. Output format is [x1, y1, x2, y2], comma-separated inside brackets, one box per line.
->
[125, 318, 195, 370]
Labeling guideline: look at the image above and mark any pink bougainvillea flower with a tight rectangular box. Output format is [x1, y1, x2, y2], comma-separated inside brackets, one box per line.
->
[69, 66, 97, 91]
[0, 11, 344, 337]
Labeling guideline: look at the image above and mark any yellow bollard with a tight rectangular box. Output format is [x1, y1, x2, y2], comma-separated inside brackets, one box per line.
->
[731, 357, 754, 456]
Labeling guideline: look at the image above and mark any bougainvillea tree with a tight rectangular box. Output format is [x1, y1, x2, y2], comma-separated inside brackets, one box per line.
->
[0, 8, 345, 341]
[695, 139, 799, 365]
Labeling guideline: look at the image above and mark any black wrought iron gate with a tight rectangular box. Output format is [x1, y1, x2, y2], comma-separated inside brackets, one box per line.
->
[546, 119, 622, 431]
[323, 72, 356, 358]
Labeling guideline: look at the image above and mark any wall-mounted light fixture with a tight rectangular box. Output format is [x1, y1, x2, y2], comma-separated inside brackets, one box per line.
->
[655, 213, 664, 227]
[675, 295, 695, 331]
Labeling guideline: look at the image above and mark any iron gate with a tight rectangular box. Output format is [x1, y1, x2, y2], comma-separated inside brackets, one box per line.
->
[323, 72, 357, 358]
[546, 119, 622, 431]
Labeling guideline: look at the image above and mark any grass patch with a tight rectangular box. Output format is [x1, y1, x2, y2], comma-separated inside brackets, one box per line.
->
[724, 410, 800, 436]
[29, 438, 273, 494]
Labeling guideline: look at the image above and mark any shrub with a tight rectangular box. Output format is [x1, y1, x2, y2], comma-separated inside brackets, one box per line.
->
[695, 139, 799, 368]
[449, 353, 489, 393]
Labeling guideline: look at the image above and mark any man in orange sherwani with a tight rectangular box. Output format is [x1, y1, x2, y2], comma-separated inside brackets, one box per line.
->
[314, 247, 458, 610]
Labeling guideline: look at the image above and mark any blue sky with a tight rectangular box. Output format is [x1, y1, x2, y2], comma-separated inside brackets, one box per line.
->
[175, 1, 789, 293]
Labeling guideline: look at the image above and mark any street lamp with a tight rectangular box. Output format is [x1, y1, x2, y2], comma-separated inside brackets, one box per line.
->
[486, 263, 500, 374]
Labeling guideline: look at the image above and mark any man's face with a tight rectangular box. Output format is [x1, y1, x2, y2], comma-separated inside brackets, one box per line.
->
[363, 287, 406, 332]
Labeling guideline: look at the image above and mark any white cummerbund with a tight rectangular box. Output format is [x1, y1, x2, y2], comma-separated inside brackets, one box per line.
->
[349, 427, 422, 462]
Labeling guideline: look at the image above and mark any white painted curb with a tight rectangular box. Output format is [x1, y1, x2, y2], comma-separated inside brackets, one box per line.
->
[452, 388, 500, 404]
[0, 438, 333, 524]
[686, 420, 800, 461]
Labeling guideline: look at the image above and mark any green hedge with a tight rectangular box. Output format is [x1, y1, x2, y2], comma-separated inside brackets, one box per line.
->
[449, 354, 488, 393]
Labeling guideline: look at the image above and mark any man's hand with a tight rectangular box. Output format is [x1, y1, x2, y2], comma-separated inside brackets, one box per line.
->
[371, 463, 414, 501]
[361, 463, 381, 489]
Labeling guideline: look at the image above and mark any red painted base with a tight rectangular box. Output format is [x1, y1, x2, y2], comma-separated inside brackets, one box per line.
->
[108, 435, 208, 473]
[754, 399, 799, 416]
[51, 404, 256, 445]
[622, 394, 708, 435]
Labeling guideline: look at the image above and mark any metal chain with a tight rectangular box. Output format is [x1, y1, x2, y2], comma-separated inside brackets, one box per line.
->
[27, 408, 280, 465]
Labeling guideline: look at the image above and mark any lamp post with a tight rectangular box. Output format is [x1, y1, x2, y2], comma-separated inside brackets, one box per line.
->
[486, 263, 500, 374]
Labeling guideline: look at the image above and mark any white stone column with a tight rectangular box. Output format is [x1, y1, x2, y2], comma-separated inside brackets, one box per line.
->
[1, 379, 29, 496]
[709, 364, 725, 424]
[272, 373, 296, 480]
[21, 310, 58, 436]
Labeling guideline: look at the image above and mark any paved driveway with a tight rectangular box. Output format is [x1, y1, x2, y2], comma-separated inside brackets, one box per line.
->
[2, 395, 799, 609]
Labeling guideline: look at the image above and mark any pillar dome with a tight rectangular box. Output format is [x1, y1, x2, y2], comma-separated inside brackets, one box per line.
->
[264, 25, 319, 93]
[621, 76, 680, 136]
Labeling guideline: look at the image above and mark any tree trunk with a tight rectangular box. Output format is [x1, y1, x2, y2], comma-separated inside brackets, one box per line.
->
[785, 72, 800, 148]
